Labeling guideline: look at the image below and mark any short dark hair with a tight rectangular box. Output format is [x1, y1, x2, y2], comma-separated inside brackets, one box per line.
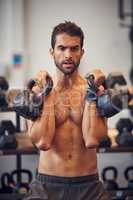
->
[51, 21, 84, 49]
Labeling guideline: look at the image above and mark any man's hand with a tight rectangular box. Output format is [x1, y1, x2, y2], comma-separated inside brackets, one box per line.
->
[86, 69, 106, 87]
[13, 70, 53, 121]
[32, 70, 52, 94]
[85, 69, 105, 102]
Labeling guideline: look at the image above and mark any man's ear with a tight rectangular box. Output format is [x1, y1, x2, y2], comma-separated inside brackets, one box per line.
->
[81, 48, 84, 57]
[49, 48, 54, 56]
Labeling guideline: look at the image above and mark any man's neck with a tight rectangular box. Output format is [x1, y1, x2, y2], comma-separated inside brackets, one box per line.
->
[53, 69, 79, 90]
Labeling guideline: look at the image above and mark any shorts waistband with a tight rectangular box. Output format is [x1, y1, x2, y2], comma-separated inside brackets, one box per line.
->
[36, 173, 99, 185]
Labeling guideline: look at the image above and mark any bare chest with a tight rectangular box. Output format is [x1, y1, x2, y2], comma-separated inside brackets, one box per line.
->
[54, 88, 85, 126]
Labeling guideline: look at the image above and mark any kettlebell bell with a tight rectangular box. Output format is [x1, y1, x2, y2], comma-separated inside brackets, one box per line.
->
[11, 169, 33, 194]
[124, 166, 133, 190]
[102, 166, 119, 190]
[0, 172, 14, 193]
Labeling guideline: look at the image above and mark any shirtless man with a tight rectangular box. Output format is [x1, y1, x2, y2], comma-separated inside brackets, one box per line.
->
[25, 21, 110, 200]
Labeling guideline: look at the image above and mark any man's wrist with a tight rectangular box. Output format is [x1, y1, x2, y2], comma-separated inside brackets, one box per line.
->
[85, 100, 97, 106]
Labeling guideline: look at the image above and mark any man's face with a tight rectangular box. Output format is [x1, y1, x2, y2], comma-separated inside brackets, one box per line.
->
[50, 33, 84, 75]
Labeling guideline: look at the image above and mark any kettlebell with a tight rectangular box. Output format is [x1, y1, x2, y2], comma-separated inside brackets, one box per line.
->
[11, 169, 33, 194]
[0, 172, 14, 193]
[124, 166, 133, 190]
[13, 76, 53, 121]
[102, 166, 119, 190]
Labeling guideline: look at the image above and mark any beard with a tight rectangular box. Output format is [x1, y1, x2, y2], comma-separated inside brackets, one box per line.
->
[54, 59, 80, 75]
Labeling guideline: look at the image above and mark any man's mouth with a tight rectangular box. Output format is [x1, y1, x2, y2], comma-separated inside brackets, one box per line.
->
[63, 62, 74, 67]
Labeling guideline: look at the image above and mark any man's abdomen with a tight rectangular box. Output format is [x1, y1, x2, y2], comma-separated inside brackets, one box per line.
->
[38, 120, 98, 176]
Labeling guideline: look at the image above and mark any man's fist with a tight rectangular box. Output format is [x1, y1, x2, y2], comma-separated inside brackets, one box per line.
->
[87, 69, 106, 87]
[85, 69, 106, 102]
[32, 70, 52, 94]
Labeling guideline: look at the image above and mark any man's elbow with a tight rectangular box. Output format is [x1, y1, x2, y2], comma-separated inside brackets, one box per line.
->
[36, 140, 52, 151]
[84, 134, 99, 148]
[29, 134, 52, 151]
[83, 126, 108, 148]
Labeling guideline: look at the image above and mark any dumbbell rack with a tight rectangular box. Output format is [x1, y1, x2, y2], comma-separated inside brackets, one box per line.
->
[0, 108, 38, 200]
[0, 108, 29, 177]
[0, 108, 38, 174]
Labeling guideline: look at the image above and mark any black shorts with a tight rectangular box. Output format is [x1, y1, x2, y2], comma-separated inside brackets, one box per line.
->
[23, 173, 111, 200]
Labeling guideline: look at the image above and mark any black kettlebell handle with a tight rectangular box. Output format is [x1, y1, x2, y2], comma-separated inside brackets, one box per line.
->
[1, 172, 13, 187]
[124, 166, 133, 181]
[85, 73, 107, 90]
[27, 76, 53, 97]
[85, 74, 99, 93]
[102, 166, 118, 181]
[11, 169, 32, 184]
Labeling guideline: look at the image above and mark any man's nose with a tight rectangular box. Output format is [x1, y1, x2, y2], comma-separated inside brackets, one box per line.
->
[64, 49, 72, 59]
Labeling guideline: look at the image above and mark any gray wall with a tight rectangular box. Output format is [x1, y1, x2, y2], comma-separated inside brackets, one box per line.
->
[0, 0, 132, 188]
[24, 0, 131, 82]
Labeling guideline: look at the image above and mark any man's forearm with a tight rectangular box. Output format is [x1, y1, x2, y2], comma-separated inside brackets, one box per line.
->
[27, 116, 48, 145]
[27, 98, 55, 150]
[82, 101, 107, 148]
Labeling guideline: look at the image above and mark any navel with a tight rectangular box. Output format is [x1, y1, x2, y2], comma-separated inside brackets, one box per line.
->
[68, 153, 72, 160]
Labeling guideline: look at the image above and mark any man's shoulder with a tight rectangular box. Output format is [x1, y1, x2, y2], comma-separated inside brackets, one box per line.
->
[73, 73, 87, 94]
[77, 73, 87, 85]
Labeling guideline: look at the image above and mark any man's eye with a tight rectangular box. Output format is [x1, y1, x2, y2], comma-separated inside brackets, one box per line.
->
[71, 47, 80, 51]
[59, 46, 65, 51]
